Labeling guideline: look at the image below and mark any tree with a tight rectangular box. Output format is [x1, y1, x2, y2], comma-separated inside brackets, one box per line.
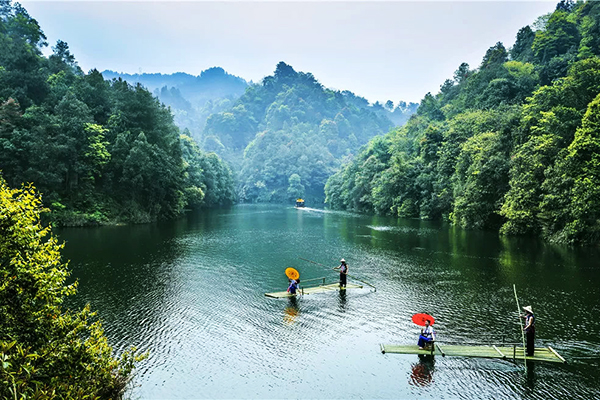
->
[0, 177, 143, 398]
[287, 173, 305, 200]
[511, 26, 535, 62]
[453, 62, 470, 83]
[539, 93, 600, 244]
[532, 10, 580, 64]
[481, 42, 508, 69]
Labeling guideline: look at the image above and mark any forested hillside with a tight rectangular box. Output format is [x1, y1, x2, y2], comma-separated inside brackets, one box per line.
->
[325, 0, 600, 245]
[203, 62, 416, 204]
[103, 68, 248, 139]
[0, 1, 235, 225]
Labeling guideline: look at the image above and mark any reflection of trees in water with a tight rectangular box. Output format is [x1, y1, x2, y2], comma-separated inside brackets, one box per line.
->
[409, 355, 435, 387]
[284, 297, 299, 325]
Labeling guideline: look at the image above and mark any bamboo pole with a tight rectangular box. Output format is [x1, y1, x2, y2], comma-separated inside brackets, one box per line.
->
[548, 346, 567, 363]
[436, 343, 446, 357]
[346, 274, 377, 291]
[513, 284, 527, 369]
[298, 257, 377, 291]
[492, 345, 506, 359]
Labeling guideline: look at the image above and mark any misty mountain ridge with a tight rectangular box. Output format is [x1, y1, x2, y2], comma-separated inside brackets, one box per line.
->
[101, 67, 248, 105]
[200, 61, 418, 204]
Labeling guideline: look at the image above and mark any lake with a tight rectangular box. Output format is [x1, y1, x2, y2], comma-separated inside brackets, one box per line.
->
[57, 204, 600, 399]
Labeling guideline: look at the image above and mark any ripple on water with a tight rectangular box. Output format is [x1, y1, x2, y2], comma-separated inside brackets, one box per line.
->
[57, 205, 600, 399]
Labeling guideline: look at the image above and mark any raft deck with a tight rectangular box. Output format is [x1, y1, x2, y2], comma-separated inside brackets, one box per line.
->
[265, 283, 363, 298]
[380, 344, 566, 364]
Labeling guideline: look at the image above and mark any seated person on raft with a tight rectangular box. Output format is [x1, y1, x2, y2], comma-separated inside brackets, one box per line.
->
[418, 319, 436, 349]
[287, 278, 299, 295]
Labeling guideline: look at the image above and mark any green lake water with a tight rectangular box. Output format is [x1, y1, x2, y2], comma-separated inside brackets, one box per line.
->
[57, 204, 600, 399]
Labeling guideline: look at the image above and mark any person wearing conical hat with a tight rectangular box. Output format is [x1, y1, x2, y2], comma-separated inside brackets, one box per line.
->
[521, 305, 536, 356]
[333, 258, 348, 288]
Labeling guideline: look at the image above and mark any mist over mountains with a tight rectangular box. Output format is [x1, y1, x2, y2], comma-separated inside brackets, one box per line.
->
[101, 67, 248, 105]
[105, 63, 418, 204]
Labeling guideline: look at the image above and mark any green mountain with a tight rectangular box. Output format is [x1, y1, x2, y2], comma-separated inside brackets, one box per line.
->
[202, 62, 412, 204]
[325, 0, 600, 245]
[0, 2, 235, 225]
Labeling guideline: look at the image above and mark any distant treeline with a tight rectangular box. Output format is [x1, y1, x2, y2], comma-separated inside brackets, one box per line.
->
[0, 1, 235, 225]
[202, 61, 417, 204]
[326, 0, 600, 245]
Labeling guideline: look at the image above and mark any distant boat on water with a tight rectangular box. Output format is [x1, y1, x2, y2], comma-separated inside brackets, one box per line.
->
[295, 198, 305, 207]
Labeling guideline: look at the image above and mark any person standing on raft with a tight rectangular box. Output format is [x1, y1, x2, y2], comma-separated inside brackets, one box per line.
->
[333, 259, 348, 288]
[418, 319, 436, 349]
[521, 305, 535, 356]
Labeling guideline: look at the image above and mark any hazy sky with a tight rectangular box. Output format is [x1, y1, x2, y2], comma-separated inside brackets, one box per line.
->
[21, 1, 557, 104]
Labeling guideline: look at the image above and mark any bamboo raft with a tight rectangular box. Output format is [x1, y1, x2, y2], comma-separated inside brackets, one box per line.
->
[265, 283, 363, 298]
[380, 344, 566, 364]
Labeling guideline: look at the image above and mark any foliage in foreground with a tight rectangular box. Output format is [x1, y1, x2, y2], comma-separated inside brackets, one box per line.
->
[0, 177, 144, 398]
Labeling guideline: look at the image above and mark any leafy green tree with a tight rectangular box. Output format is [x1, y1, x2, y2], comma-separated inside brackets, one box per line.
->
[577, 2, 600, 59]
[511, 26, 536, 62]
[287, 173, 305, 200]
[481, 42, 509, 69]
[532, 10, 579, 64]
[451, 130, 510, 229]
[539, 93, 600, 243]
[0, 177, 143, 398]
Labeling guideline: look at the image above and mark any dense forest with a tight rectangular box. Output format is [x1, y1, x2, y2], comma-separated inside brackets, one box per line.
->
[103, 68, 248, 140]
[325, 0, 600, 245]
[202, 61, 416, 203]
[0, 1, 235, 226]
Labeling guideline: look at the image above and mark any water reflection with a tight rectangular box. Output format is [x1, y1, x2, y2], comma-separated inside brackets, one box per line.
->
[56, 205, 600, 399]
[338, 289, 347, 312]
[284, 297, 299, 325]
[525, 362, 537, 392]
[409, 355, 435, 387]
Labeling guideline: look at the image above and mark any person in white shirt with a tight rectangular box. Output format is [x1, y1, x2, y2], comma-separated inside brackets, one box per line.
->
[333, 258, 348, 288]
[418, 319, 436, 349]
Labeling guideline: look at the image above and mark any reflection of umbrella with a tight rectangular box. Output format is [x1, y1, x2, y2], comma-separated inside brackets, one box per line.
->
[412, 313, 435, 326]
[285, 268, 300, 280]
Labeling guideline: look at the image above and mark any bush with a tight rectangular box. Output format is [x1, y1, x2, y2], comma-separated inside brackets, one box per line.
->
[0, 177, 144, 399]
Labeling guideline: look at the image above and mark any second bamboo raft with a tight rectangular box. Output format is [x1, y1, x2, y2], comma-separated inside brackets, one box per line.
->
[265, 283, 363, 298]
[380, 344, 566, 364]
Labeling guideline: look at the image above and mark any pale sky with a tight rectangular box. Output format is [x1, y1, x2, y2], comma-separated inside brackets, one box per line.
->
[21, 1, 557, 104]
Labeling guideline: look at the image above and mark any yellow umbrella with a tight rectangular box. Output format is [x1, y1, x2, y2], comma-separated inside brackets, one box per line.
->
[285, 267, 300, 280]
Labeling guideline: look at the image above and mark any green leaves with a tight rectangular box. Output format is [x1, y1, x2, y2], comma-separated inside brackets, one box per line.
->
[0, 178, 145, 398]
[324, 2, 600, 245]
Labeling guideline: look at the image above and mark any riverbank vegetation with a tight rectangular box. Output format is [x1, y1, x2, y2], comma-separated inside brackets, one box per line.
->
[0, 176, 144, 398]
[325, 0, 600, 245]
[0, 1, 235, 226]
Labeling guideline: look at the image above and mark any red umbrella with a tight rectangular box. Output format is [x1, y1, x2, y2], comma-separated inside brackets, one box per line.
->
[412, 313, 435, 326]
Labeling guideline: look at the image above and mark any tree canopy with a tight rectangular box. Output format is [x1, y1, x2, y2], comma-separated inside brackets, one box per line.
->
[203, 62, 415, 204]
[0, 0, 235, 225]
[325, 0, 600, 245]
